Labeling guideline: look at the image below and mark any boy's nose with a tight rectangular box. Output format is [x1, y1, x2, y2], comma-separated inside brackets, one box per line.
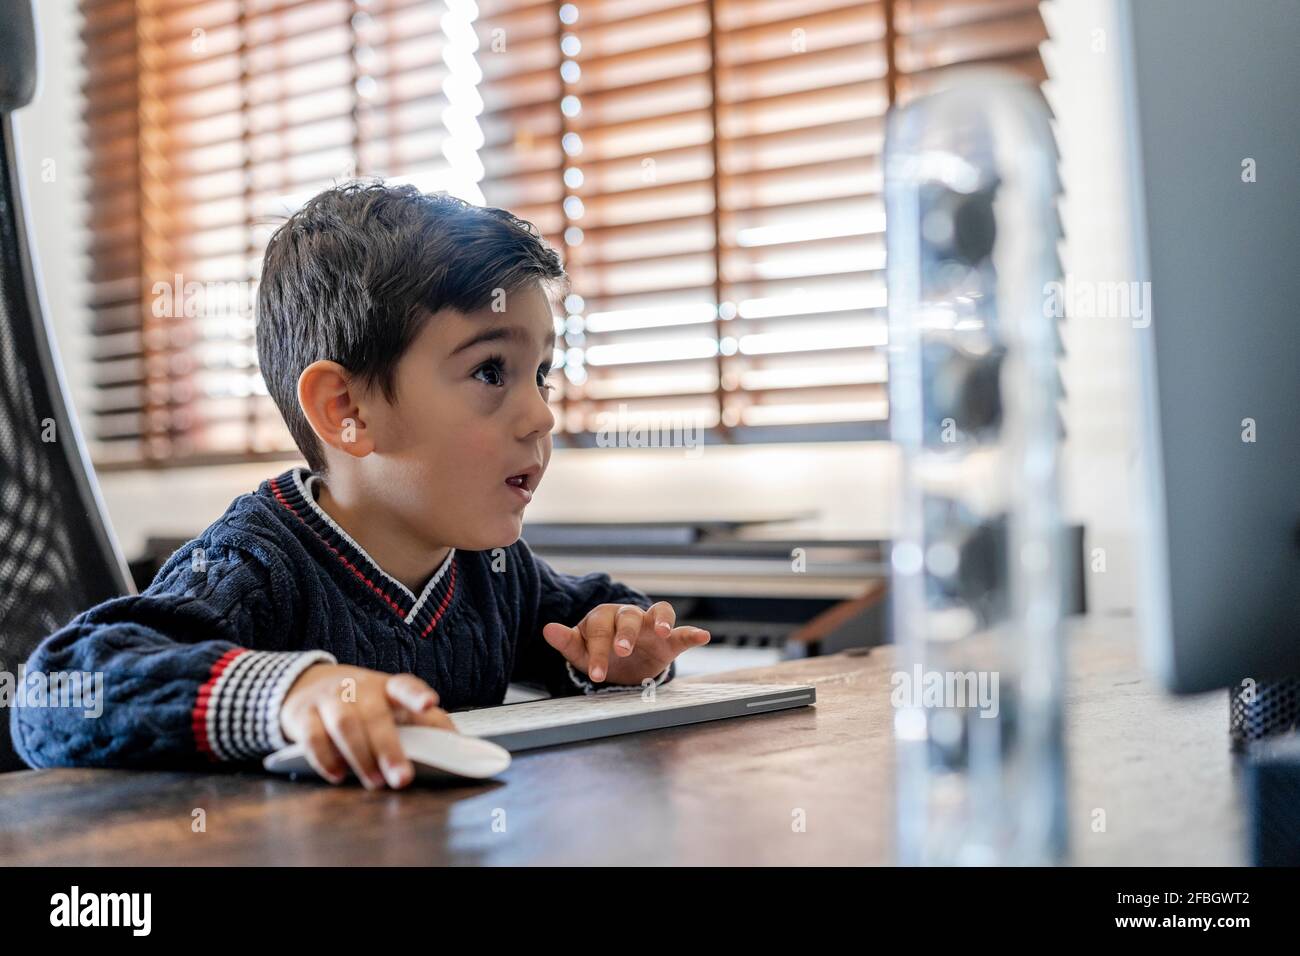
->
[520, 384, 557, 437]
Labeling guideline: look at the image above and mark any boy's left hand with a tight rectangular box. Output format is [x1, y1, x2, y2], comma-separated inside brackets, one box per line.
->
[543, 601, 710, 686]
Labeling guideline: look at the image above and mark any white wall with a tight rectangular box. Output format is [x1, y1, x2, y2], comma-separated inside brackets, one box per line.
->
[1042, 0, 1141, 614]
[13, 0, 91, 420]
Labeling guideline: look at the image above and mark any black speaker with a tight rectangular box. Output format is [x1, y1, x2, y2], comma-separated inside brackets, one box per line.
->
[1230, 677, 1300, 753]
[1245, 733, 1300, 866]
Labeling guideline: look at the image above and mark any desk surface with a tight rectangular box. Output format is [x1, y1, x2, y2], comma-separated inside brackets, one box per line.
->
[0, 618, 1244, 865]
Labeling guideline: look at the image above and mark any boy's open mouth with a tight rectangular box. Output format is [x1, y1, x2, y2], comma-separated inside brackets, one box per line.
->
[504, 465, 541, 496]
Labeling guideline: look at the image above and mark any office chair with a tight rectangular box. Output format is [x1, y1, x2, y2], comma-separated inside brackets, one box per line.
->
[0, 0, 135, 771]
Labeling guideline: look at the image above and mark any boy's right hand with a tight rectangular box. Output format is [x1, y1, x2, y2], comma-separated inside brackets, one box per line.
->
[278, 664, 456, 790]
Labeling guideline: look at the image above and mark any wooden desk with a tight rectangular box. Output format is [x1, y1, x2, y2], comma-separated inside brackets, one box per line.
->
[0, 618, 1244, 865]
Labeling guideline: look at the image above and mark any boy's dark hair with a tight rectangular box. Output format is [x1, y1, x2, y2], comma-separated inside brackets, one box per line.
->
[256, 181, 566, 472]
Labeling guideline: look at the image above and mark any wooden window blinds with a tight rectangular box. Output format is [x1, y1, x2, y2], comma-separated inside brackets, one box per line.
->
[79, 0, 1047, 466]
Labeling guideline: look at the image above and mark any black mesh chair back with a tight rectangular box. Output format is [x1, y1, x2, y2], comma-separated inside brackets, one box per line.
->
[0, 0, 135, 771]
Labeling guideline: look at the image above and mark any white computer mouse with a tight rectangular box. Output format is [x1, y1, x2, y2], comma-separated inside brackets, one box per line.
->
[263, 726, 511, 783]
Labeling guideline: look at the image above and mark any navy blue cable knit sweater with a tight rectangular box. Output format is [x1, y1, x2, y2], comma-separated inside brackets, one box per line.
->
[10, 467, 673, 769]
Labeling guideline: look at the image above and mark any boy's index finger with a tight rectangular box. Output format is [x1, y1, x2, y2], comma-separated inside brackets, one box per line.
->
[385, 673, 439, 713]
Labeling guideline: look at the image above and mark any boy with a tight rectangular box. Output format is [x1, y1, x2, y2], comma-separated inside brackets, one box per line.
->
[10, 182, 710, 789]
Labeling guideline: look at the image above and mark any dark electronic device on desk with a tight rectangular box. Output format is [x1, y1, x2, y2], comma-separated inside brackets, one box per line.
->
[1117, 0, 1300, 864]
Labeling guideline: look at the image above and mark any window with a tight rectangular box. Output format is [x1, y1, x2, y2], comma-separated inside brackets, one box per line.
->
[80, 0, 1046, 467]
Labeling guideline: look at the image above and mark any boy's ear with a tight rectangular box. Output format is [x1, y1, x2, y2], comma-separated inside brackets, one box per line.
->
[297, 360, 376, 459]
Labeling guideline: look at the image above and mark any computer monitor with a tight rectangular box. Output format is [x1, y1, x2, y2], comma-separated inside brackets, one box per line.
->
[1118, 0, 1300, 693]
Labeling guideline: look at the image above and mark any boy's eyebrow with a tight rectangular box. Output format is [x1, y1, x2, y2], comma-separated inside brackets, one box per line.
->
[449, 325, 554, 358]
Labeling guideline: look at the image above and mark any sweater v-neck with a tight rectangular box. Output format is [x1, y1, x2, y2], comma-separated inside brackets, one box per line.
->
[265, 467, 458, 638]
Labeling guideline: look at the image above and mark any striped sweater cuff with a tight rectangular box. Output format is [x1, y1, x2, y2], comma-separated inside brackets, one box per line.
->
[193, 649, 337, 761]
[565, 659, 674, 696]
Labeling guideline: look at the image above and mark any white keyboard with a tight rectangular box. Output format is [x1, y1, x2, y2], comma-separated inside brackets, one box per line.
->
[448, 681, 816, 752]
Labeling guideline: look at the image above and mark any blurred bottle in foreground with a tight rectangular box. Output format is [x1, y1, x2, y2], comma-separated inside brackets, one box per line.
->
[885, 70, 1068, 865]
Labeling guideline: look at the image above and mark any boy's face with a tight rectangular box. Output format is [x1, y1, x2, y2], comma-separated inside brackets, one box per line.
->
[362, 280, 559, 551]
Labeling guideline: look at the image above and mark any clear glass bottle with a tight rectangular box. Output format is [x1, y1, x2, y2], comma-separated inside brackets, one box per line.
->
[885, 70, 1068, 866]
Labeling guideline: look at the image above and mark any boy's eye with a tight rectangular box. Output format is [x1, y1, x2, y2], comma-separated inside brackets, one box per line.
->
[474, 356, 558, 393]
[473, 358, 505, 387]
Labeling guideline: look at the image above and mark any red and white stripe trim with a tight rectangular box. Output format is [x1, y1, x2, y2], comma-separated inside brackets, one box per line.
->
[193, 648, 337, 760]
